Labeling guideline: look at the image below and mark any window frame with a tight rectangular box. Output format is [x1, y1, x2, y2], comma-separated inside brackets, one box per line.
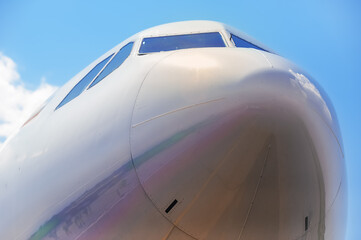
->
[88, 42, 134, 89]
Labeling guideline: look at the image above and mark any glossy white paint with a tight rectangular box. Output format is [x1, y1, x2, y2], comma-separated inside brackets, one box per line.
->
[0, 21, 346, 239]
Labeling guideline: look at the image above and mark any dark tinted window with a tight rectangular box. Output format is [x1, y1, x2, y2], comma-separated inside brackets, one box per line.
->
[55, 54, 114, 110]
[231, 34, 267, 52]
[139, 32, 226, 54]
[89, 42, 134, 88]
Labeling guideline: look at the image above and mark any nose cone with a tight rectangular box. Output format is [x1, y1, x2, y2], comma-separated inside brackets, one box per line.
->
[130, 48, 345, 239]
[131, 47, 340, 159]
[131, 47, 272, 132]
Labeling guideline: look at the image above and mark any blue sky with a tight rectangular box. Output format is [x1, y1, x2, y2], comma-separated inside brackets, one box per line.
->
[0, 0, 360, 238]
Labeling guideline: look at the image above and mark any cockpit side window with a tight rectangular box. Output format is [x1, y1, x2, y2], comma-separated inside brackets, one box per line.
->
[88, 42, 134, 88]
[139, 32, 226, 54]
[55, 54, 114, 110]
[231, 34, 268, 52]
[55, 42, 134, 110]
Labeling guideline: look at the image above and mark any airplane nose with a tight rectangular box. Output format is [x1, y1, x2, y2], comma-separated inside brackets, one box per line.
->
[129, 48, 344, 239]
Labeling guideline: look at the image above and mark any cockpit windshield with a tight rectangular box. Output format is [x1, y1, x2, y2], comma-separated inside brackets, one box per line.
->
[139, 32, 226, 54]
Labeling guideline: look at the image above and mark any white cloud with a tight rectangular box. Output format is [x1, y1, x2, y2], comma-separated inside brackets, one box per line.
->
[0, 53, 58, 148]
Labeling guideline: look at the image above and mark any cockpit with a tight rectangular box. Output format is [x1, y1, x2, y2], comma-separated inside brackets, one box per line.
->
[139, 32, 268, 54]
[51, 25, 271, 111]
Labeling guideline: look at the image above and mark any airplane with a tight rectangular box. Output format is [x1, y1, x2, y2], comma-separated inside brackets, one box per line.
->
[0, 20, 346, 239]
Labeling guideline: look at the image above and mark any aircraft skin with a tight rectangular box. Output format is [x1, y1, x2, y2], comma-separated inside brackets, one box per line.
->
[0, 21, 346, 239]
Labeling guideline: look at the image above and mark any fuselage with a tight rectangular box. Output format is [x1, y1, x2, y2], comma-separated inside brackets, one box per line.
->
[0, 21, 346, 240]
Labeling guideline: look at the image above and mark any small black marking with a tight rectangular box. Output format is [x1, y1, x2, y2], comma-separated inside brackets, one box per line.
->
[165, 199, 178, 213]
[305, 216, 309, 231]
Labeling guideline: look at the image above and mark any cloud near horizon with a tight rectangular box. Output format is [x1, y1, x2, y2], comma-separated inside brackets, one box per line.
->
[0, 53, 57, 148]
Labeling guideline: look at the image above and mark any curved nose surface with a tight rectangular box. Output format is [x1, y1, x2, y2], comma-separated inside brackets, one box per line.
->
[130, 48, 345, 239]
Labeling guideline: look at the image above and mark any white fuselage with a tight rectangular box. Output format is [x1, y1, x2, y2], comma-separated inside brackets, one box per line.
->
[0, 21, 346, 240]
